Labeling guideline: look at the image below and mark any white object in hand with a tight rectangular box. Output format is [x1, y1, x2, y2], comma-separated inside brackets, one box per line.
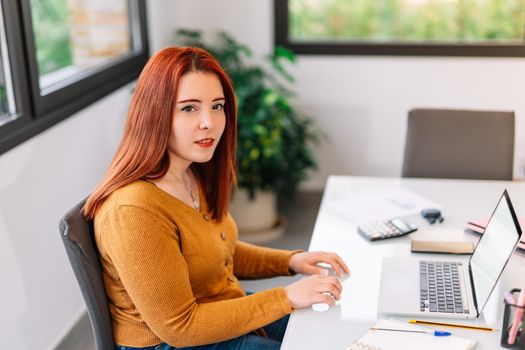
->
[311, 266, 350, 312]
[312, 300, 330, 312]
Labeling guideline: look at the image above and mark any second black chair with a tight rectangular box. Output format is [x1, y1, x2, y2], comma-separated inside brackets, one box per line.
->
[402, 108, 515, 180]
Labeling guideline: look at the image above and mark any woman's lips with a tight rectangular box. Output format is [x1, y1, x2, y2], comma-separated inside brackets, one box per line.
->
[195, 138, 214, 148]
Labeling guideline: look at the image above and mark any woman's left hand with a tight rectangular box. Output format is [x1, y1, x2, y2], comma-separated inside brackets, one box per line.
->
[289, 251, 350, 277]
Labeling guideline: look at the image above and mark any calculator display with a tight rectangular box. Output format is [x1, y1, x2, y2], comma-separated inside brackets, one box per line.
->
[390, 218, 411, 232]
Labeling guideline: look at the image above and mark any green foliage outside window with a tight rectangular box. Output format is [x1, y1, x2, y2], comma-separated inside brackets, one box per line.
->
[31, 0, 73, 76]
[0, 84, 7, 116]
[290, 0, 525, 43]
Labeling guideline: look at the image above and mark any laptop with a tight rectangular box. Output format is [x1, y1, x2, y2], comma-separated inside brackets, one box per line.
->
[378, 189, 522, 319]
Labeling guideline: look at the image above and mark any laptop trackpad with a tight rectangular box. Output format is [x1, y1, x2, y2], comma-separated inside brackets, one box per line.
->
[378, 257, 420, 315]
[385, 272, 414, 293]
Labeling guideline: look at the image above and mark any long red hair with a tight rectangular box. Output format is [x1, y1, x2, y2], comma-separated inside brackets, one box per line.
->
[83, 47, 237, 221]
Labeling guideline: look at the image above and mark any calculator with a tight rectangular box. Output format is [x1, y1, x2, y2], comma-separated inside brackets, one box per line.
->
[357, 218, 417, 241]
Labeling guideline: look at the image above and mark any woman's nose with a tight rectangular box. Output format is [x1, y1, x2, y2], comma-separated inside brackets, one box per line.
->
[199, 110, 213, 130]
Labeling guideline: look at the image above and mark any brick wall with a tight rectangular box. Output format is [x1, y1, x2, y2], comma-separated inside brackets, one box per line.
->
[67, 0, 130, 68]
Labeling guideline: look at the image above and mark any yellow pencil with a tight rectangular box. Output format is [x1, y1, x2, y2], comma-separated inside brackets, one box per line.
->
[408, 319, 497, 332]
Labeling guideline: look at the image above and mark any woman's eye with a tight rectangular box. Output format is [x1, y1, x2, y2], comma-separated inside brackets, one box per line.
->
[181, 105, 196, 112]
[213, 103, 224, 111]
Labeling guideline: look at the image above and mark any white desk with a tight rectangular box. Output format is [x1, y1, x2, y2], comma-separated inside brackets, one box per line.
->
[282, 176, 525, 350]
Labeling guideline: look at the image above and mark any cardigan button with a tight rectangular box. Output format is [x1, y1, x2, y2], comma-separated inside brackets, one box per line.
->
[227, 276, 235, 283]
[220, 232, 227, 240]
[203, 214, 209, 221]
[224, 259, 230, 267]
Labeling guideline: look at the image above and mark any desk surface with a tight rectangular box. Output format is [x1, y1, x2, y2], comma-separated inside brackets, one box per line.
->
[282, 176, 525, 350]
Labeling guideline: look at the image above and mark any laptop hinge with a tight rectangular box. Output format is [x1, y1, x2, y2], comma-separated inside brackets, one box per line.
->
[468, 263, 479, 317]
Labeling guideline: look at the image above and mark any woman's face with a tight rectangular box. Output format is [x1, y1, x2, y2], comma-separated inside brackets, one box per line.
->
[169, 72, 226, 165]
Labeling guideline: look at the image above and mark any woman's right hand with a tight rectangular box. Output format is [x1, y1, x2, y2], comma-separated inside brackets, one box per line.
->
[284, 273, 342, 309]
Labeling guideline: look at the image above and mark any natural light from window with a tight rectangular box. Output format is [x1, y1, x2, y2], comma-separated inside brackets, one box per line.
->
[30, 0, 135, 92]
[289, 0, 525, 44]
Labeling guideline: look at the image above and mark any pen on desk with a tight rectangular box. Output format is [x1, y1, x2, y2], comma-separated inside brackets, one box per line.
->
[408, 320, 497, 331]
[370, 327, 451, 336]
[466, 221, 485, 229]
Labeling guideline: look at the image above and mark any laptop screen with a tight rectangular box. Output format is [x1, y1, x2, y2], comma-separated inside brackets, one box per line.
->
[470, 190, 522, 314]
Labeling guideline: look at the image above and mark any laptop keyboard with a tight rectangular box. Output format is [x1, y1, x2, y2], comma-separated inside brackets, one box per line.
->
[419, 261, 469, 314]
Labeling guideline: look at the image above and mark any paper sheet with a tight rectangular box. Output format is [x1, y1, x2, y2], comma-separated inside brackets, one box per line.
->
[347, 319, 477, 350]
[331, 189, 443, 225]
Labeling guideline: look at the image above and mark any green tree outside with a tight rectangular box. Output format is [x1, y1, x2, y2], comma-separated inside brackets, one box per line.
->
[290, 0, 525, 43]
[30, 0, 73, 76]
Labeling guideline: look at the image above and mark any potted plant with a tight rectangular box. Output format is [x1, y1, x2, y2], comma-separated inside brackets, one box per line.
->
[175, 29, 318, 235]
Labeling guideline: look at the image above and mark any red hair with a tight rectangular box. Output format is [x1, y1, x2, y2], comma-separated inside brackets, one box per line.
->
[83, 47, 237, 221]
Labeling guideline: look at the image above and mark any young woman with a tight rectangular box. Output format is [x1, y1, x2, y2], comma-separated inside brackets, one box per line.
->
[83, 47, 349, 350]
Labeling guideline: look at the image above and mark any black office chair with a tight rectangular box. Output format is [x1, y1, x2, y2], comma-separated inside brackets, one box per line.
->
[402, 108, 515, 180]
[59, 198, 115, 350]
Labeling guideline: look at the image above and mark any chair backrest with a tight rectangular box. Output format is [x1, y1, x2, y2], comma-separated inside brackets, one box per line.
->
[402, 108, 515, 180]
[59, 198, 115, 350]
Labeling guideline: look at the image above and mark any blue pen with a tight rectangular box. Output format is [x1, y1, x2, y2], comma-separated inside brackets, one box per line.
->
[371, 327, 452, 336]
[433, 331, 453, 336]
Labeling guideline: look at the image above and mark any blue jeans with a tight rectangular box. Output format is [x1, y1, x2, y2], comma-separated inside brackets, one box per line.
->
[116, 314, 289, 350]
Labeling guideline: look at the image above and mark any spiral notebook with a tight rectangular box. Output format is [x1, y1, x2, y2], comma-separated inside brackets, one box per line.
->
[346, 319, 477, 350]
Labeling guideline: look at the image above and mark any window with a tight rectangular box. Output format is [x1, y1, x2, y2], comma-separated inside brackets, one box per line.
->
[0, 0, 148, 155]
[275, 0, 525, 56]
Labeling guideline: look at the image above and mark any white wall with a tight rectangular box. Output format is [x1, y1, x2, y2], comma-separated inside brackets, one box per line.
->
[170, 0, 525, 189]
[0, 86, 131, 349]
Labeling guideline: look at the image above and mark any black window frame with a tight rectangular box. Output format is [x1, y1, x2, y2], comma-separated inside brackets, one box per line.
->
[0, 0, 149, 155]
[275, 0, 525, 57]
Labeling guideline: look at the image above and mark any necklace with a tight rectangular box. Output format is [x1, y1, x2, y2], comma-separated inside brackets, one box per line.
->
[171, 170, 200, 211]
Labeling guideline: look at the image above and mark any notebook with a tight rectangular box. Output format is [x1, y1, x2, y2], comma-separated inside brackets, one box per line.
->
[346, 319, 477, 350]
[465, 217, 525, 255]
[410, 240, 474, 255]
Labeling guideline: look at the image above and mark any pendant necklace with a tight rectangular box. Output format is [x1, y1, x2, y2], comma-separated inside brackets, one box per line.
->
[171, 170, 200, 211]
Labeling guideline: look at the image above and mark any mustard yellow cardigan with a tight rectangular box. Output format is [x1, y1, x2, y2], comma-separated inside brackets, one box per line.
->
[94, 180, 299, 347]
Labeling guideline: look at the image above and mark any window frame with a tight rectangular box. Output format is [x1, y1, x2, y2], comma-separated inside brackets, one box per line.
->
[0, 0, 149, 155]
[0, 0, 33, 152]
[274, 0, 525, 57]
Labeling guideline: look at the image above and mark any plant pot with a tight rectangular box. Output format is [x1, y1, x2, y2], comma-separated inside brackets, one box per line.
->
[230, 189, 277, 231]
[229, 189, 287, 243]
